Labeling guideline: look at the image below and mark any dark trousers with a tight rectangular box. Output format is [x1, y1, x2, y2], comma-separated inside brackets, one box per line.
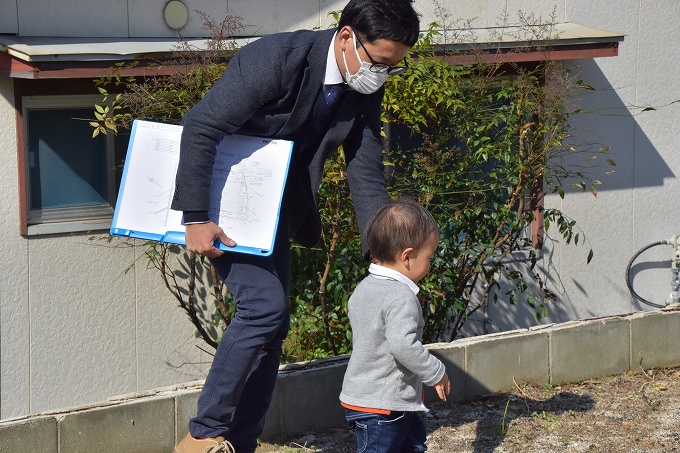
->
[189, 212, 291, 453]
[345, 408, 428, 453]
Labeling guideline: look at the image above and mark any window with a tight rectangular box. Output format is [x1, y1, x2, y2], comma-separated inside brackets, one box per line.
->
[21, 95, 128, 235]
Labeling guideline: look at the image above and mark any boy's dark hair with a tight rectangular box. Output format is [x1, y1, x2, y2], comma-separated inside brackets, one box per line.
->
[367, 198, 439, 264]
[338, 0, 420, 47]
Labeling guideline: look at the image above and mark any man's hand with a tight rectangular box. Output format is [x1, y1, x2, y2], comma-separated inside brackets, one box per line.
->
[434, 373, 451, 401]
[185, 222, 236, 258]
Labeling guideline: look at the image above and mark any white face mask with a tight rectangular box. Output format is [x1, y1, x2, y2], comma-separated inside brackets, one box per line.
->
[342, 31, 389, 95]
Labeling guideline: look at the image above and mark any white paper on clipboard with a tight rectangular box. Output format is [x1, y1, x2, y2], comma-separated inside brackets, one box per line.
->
[110, 120, 293, 256]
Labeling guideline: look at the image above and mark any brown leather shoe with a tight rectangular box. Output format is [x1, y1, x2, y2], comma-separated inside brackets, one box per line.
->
[173, 433, 235, 453]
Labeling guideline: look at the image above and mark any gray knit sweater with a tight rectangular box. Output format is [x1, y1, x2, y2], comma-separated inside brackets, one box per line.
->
[340, 275, 446, 412]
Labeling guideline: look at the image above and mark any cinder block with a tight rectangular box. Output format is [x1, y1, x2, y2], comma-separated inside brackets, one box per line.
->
[175, 390, 200, 443]
[269, 360, 348, 439]
[59, 397, 175, 453]
[425, 342, 466, 403]
[465, 331, 549, 398]
[551, 317, 630, 385]
[0, 416, 57, 453]
[631, 310, 680, 369]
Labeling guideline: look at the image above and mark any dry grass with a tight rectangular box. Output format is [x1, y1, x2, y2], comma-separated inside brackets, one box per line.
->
[257, 365, 680, 452]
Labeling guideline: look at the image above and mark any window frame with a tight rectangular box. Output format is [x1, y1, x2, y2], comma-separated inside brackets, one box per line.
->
[19, 94, 118, 236]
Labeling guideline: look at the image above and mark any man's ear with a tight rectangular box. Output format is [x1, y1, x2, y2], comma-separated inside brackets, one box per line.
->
[337, 25, 353, 52]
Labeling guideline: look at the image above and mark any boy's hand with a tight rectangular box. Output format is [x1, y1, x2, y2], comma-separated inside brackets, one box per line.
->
[434, 374, 451, 401]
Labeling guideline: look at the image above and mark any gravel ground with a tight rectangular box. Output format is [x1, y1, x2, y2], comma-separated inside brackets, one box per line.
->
[256, 365, 680, 452]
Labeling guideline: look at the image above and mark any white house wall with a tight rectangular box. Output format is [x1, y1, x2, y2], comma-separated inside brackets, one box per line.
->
[1, 0, 569, 38]
[0, 76, 31, 419]
[488, 0, 680, 323]
[543, 0, 680, 320]
[547, 1, 639, 320]
[0, 0, 18, 34]
[626, 1, 680, 305]
[26, 235, 137, 413]
[5, 0, 347, 38]
[458, 0, 680, 329]
[0, 86, 212, 418]
[0, 0, 678, 419]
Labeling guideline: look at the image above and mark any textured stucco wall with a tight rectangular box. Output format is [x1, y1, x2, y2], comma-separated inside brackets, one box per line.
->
[1, 0, 570, 38]
[543, 0, 680, 320]
[0, 77, 31, 419]
[2, 0, 348, 37]
[0, 77, 211, 418]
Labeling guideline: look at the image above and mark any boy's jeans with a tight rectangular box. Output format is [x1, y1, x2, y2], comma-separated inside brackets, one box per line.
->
[345, 408, 428, 453]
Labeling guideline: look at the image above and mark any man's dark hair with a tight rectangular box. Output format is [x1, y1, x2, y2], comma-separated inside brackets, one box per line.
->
[367, 198, 439, 264]
[338, 0, 420, 46]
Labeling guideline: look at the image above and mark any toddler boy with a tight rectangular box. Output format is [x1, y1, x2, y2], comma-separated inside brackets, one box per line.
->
[340, 198, 450, 452]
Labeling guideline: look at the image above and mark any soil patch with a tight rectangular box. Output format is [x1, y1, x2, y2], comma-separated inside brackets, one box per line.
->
[257, 365, 680, 452]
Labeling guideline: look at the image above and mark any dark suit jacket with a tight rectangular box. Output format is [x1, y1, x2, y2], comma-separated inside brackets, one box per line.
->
[171, 28, 389, 253]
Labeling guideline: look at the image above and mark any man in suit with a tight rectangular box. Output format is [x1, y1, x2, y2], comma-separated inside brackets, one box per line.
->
[171, 1, 420, 451]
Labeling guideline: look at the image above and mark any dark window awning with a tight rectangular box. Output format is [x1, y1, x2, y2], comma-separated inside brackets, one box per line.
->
[434, 23, 624, 65]
[0, 23, 623, 79]
[0, 36, 248, 79]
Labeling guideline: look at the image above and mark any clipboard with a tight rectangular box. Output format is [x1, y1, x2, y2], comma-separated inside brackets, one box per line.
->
[110, 120, 293, 256]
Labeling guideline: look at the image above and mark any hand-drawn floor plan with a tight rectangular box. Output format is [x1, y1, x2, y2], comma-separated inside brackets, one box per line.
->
[111, 121, 292, 254]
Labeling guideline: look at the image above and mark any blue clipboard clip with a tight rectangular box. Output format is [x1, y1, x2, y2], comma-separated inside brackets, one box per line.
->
[109, 228, 274, 256]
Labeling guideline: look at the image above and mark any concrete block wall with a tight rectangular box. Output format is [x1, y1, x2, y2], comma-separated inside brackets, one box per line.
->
[2, 308, 680, 452]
